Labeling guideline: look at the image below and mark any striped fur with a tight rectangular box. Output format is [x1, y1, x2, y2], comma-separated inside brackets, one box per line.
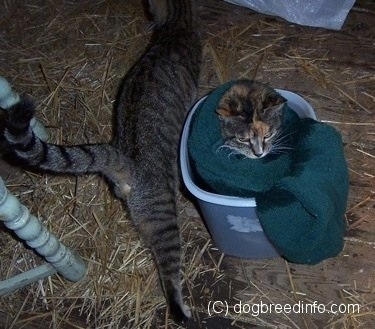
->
[4, 0, 201, 322]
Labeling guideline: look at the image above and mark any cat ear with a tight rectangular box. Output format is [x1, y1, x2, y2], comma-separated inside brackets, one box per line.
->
[216, 108, 232, 118]
[268, 102, 286, 112]
[263, 91, 286, 111]
[258, 101, 285, 120]
[263, 102, 285, 120]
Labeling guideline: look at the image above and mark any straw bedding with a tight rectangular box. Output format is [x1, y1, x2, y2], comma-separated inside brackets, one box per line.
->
[0, 0, 374, 328]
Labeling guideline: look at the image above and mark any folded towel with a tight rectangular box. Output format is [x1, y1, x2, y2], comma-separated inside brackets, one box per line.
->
[188, 81, 348, 264]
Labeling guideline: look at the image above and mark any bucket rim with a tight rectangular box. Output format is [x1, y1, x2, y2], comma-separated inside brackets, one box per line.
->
[180, 88, 316, 207]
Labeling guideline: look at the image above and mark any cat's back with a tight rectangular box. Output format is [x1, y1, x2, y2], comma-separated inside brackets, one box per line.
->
[113, 0, 201, 161]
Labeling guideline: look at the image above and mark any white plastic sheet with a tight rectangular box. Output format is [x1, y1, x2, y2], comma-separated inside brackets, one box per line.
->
[224, 0, 356, 30]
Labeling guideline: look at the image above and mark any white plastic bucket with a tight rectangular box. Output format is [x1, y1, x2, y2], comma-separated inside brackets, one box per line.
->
[180, 89, 316, 258]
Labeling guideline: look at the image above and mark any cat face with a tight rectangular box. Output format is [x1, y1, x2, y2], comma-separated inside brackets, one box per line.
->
[216, 80, 286, 159]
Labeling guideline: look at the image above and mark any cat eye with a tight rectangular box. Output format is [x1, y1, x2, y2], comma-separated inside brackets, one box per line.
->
[237, 137, 249, 143]
[264, 132, 273, 139]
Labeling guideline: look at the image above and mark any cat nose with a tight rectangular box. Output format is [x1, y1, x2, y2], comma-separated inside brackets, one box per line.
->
[252, 144, 264, 158]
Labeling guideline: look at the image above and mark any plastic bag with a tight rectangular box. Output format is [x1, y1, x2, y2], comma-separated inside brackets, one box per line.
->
[224, 0, 355, 30]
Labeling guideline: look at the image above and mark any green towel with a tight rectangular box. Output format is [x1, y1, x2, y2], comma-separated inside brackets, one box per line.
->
[188, 81, 349, 264]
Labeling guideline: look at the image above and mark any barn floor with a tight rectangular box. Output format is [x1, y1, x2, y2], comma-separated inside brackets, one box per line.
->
[0, 1, 374, 328]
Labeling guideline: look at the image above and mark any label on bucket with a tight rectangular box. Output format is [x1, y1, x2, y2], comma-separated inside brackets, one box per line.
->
[227, 215, 263, 233]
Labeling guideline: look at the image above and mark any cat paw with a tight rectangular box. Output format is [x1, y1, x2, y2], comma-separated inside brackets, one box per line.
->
[170, 301, 191, 323]
[181, 303, 192, 319]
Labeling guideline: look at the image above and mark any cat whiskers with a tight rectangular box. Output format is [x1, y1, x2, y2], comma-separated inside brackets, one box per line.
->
[269, 130, 295, 155]
[216, 144, 247, 159]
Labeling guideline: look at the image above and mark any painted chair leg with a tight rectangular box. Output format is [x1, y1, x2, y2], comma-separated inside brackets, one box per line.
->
[0, 178, 87, 296]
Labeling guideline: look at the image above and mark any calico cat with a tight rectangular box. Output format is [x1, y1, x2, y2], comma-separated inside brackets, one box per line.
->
[216, 80, 286, 159]
[3, 0, 201, 322]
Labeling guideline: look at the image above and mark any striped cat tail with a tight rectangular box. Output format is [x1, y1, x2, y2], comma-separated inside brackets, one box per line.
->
[4, 95, 132, 194]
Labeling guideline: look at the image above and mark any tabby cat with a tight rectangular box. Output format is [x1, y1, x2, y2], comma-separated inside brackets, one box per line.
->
[216, 80, 286, 159]
[3, 0, 201, 322]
